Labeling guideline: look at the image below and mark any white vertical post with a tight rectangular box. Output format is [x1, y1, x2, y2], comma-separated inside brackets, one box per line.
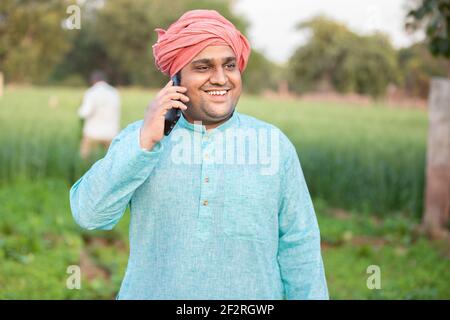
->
[423, 77, 450, 238]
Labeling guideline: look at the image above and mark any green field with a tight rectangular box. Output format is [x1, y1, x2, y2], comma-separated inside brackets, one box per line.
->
[0, 87, 448, 299]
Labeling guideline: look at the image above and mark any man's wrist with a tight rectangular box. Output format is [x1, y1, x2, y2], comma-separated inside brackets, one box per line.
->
[139, 128, 156, 151]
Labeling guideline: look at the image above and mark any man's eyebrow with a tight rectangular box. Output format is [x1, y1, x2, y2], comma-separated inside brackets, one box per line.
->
[191, 56, 236, 65]
[191, 58, 212, 65]
[222, 56, 236, 63]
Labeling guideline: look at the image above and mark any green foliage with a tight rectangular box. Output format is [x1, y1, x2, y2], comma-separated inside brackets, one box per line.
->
[51, 22, 110, 86]
[0, 0, 277, 93]
[0, 0, 74, 83]
[51, 0, 277, 91]
[242, 50, 281, 94]
[288, 16, 400, 98]
[333, 34, 400, 97]
[406, 0, 450, 59]
[94, 0, 170, 86]
[398, 42, 449, 97]
[0, 178, 131, 299]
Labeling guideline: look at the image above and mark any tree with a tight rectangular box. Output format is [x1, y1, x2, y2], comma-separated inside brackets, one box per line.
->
[398, 43, 448, 98]
[333, 33, 399, 97]
[0, 0, 73, 83]
[53, 0, 274, 89]
[1, 0, 278, 93]
[406, 0, 450, 74]
[242, 50, 281, 94]
[50, 2, 115, 86]
[288, 16, 399, 98]
[407, 0, 450, 238]
[288, 17, 353, 94]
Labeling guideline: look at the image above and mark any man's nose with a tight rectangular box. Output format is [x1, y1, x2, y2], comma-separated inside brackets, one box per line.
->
[209, 67, 227, 86]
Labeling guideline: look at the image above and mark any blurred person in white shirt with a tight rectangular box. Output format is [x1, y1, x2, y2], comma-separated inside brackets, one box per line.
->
[78, 71, 121, 160]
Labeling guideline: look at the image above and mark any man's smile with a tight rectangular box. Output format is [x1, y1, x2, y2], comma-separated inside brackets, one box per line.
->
[202, 88, 231, 101]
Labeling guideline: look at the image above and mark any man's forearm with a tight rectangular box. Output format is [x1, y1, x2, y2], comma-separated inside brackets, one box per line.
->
[278, 226, 329, 300]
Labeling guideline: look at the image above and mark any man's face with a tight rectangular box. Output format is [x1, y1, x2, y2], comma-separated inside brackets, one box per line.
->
[179, 45, 242, 128]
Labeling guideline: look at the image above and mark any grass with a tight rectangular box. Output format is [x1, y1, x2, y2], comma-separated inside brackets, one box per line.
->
[0, 178, 130, 299]
[0, 86, 447, 299]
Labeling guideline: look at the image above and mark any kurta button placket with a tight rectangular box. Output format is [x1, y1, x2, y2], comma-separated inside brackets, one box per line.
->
[197, 130, 215, 239]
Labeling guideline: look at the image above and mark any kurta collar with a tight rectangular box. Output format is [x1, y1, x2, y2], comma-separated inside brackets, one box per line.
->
[177, 109, 239, 135]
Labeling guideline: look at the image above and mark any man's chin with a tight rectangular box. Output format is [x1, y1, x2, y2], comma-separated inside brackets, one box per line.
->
[202, 107, 234, 126]
[207, 106, 234, 119]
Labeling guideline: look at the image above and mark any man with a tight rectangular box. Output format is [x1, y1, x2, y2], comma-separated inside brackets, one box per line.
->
[78, 71, 121, 160]
[70, 10, 328, 300]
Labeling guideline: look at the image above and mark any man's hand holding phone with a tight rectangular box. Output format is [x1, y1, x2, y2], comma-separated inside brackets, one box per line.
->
[140, 80, 189, 150]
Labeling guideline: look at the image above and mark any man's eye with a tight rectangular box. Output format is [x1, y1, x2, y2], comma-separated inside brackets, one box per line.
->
[225, 63, 236, 69]
[196, 66, 209, 71]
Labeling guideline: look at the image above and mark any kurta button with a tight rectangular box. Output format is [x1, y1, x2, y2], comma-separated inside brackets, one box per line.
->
[202, 200, 208, 206]
[204, 177, 209, 183]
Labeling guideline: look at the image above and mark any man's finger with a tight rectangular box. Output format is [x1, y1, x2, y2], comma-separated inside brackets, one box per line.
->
[165, 92, 190, 102]
[165, 86, 188, 93]
[162, 100, 188, 111]
[156, 80, 174, 98]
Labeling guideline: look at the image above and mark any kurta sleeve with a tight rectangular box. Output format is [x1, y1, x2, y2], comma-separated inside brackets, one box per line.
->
[277, 139, 329, 300]
[69, 120, 164, 230]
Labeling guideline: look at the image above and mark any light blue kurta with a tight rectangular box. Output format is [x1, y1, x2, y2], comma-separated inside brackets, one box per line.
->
[69, 110, 329, 299]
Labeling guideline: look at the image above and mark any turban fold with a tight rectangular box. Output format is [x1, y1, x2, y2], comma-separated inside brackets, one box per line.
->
[152, 10, 251, 77]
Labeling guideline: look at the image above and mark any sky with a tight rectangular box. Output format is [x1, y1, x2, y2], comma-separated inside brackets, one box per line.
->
[233, 0, 425, 64]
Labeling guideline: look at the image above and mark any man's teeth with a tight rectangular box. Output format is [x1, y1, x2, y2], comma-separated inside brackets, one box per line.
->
[206, 90, 227, 96]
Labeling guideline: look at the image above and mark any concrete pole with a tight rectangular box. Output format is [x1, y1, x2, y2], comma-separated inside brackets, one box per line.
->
[423, 77, 450, 239]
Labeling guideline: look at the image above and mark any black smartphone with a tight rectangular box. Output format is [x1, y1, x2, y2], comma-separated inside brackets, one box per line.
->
[163, 74, 182, 136]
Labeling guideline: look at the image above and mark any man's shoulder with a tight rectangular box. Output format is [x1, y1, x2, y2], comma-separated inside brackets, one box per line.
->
[236, 112, 295, 151]
[125, 119, 144, 131]
[114, 119, 143, 138]
[236, 112, 276, 130]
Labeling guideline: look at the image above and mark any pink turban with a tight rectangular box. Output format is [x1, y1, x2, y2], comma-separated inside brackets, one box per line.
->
[152, 10, 251, 77]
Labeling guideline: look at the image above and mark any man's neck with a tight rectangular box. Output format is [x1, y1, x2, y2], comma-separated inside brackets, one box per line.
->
[183, 112, 233, 132]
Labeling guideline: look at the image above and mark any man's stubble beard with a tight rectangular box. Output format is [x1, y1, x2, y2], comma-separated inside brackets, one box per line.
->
[184, 97, 237, 126]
